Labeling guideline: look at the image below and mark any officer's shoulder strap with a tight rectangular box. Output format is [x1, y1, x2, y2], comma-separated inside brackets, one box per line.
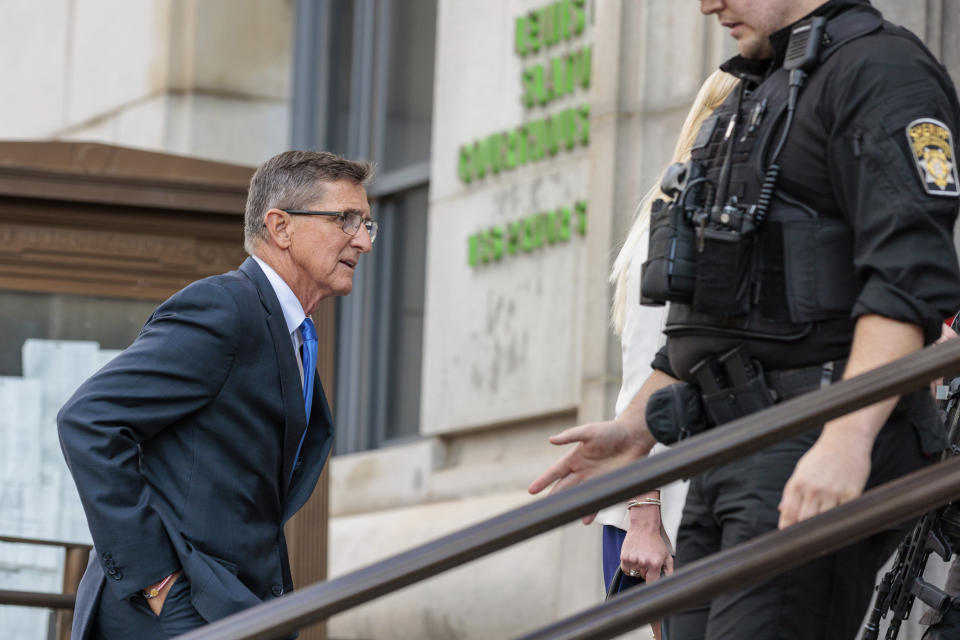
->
[820, 6, 955, 109]
[819, 5, 884, 64]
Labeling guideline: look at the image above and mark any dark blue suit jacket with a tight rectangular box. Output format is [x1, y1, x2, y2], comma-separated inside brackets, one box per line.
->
[58, 257, 333, 638]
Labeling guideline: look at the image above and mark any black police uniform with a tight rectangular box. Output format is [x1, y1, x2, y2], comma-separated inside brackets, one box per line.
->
[643, 1, 960, 638]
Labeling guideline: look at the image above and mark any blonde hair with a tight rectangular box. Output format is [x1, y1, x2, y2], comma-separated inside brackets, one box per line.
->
[609, 70, 739, 335]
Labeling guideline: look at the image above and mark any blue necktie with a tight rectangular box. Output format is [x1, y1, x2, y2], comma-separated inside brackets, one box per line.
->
[300, 318, 318, 422]
[292, 318, 317, 481]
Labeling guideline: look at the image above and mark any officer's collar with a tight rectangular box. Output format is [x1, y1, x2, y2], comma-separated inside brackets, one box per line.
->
[720, 0, 873, 83]
[769, 0, 872, 67]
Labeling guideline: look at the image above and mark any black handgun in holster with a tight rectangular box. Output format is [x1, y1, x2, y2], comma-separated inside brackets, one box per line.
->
[691, 345, 778, 426]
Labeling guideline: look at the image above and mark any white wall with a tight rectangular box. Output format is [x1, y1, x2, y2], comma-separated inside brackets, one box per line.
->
[0, 340, 118, 640]
[0, 0, 292, 166]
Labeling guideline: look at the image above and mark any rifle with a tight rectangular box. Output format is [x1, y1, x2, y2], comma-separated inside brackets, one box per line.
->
[861, 374, 960, 640]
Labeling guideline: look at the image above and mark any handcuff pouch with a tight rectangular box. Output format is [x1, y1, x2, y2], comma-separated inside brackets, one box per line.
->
[645, 382, 707, 445]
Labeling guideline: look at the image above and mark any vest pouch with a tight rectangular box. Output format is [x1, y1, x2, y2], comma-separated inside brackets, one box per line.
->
[640, 199, 697, 305]
[693, 226, 753, 316]
[781, 218, 859, 322]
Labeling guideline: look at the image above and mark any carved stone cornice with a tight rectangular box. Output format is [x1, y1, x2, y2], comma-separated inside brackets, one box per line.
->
[0, 141, 252, 299]
[0, 141, 251, 214]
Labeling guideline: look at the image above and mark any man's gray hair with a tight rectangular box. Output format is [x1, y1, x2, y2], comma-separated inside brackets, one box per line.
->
[244, 150, 374, 254]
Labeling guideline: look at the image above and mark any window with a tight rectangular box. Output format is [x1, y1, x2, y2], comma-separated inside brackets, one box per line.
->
[0, 290, 155, 376]
[291, 0, 437, 453]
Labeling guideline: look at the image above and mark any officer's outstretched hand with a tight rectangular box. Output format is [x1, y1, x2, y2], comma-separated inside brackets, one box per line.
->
[528, 420, 648, 524]
[777, 417, 874, 529]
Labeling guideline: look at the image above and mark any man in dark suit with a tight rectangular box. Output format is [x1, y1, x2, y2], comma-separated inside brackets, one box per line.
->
[58, 150, 377, 638]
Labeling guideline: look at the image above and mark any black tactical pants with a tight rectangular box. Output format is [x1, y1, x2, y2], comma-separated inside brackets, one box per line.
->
[665, 398, 932, 640]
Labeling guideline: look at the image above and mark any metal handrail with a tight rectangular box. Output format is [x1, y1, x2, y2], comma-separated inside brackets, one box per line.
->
[0, 535, 91, 640]
[516, 454, 960, 640]
[0, 590, 76, 610]
[0, 535, 91, 550]
[0, 536, 90, 611]
[177, 338, 960, 640]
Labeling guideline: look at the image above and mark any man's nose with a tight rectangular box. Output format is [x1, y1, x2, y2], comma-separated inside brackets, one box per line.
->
[351, 226, 373, 253]
[700, 0, 724, 15]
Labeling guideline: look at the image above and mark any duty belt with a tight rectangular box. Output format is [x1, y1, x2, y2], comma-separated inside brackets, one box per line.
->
[692, 344, 847, 427]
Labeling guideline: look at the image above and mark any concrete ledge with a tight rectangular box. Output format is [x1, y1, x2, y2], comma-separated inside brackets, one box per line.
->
[330, 440, 444, 518]
[328, 490, 633, 640]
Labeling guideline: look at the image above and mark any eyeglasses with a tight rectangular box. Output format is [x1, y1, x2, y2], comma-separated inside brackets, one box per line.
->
[283, 209, 379, 243]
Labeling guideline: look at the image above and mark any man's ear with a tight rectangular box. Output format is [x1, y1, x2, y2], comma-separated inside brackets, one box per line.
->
[264, 208, 293, 249]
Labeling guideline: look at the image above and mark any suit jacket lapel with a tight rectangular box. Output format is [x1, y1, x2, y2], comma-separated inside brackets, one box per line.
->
[283, 377, 334, 521]
[238, 258, 308, 502]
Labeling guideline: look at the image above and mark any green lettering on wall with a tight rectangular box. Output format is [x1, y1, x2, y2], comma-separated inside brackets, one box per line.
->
[539, 6, 555, 48]
[508, 221, 521, 254]
[487, 133, 502, 175]
[558, 206, 571, 242]
[521, 216, 535, 251]
[545, 210, 558, 244]
[559, 0, 572, 39]
[528, 11, 541, 53]
[468, 233, 479, 266]
[457, 0, 596, 182]
[504, 131, 518, 169]
[577, 45, 592, 89]
[550, 55, 571, 99]
[517, 0, 585, 56]
[578, 104, 590, 145]
[521, 67, 536, 108]
[458, 146, 472, 184]
[525, 121, 541, 162]
[456, 102, 591, 183]
[560, 108, 576, 150]
[490, 226, 504, 260]
[467, 199, 586, 267]
[515, 16, 528, 56]
[533, 214, 546, 248]
[516, 127, 528, 167]
[534, 65, 549, 106]
[523, 46, 591, 111]
[572, 0, 586, 35]
[536, 213, 551, 246]
[475, 139, 487, 178]
[544, 114, 559, 156]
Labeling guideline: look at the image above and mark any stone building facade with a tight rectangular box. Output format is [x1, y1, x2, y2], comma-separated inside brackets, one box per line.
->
[1, 1, 957, 638]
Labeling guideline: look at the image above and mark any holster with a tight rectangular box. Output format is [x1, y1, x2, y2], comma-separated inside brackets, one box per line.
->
[691, 345, 777, 426]
[646, 346, 845, 445]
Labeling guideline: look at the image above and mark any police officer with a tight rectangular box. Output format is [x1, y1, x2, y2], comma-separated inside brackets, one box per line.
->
[529, 1, 960, 638]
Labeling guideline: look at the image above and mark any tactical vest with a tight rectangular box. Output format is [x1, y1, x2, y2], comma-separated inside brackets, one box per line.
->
[656, 8, 884, 343]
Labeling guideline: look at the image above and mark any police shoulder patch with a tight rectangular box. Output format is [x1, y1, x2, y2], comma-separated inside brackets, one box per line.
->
[906, 118, 960, 197]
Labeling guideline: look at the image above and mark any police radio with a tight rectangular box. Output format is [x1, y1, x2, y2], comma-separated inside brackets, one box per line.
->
[640, 16, 827, 311]
[639, 160, 706, 305]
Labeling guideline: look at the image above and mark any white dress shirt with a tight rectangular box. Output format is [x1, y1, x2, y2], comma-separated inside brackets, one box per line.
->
[252, 255, 308, 386]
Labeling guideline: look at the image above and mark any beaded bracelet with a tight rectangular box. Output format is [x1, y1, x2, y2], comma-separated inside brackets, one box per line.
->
[143, 572, 176, 599]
